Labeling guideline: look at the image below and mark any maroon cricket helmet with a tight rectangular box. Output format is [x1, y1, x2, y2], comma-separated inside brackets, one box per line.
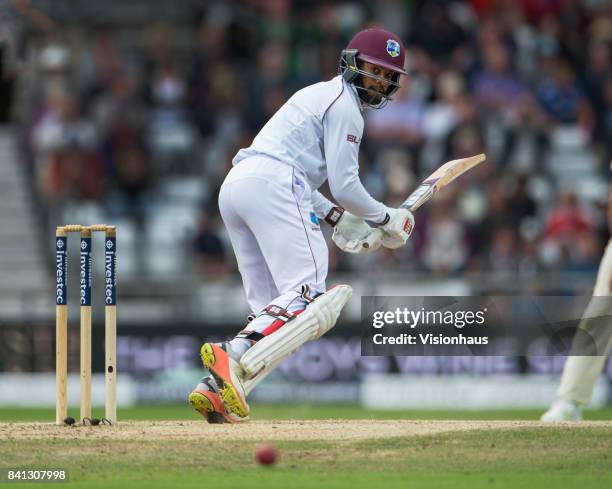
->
[346, 28, 408, 76]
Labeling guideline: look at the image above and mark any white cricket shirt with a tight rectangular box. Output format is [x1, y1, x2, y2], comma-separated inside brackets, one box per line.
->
[233, 76, 388, 222]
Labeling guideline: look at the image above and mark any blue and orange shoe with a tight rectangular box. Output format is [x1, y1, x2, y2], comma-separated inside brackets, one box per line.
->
[200, 342, 250, 420]
[188, 376, 228, 424]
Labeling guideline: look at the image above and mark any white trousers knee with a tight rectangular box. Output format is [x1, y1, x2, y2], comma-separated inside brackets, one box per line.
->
[218, 157, 328, 315]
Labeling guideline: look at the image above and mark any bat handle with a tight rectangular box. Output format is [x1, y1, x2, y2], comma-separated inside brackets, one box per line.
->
[362, 204, 419, 249]
[362, 228, 383, 249]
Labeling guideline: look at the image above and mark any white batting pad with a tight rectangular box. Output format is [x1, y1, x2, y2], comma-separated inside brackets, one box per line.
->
[243, 356, 284, 395]
[240, 285, 353, 379]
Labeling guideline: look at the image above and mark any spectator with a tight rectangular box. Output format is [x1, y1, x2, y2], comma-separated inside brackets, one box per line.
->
[423, 70, 469, 143]
[474, 42, 526, 112]
[245, 41, 290, 130]
[536, 57, 595, 135]
[410, 2, 468, 63]
[30, 85, 99, 198]
[366, 76, 425, 157]
[488, 226, 520, 271]
[545, 191, 592, 242]
[193, 211, 229, 281]
[43, 144, 105, 204]
[106, 140, 150, 225]
[422, 199, 469, 273]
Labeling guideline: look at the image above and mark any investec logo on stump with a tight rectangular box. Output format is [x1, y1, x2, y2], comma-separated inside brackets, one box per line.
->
[80, 237, 91, 306]
[56, 237, 67, 305]
[104, 238, 116, 305]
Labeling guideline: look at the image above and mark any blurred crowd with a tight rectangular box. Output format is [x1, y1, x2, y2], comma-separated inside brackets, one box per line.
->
[8, 0, 612, 281]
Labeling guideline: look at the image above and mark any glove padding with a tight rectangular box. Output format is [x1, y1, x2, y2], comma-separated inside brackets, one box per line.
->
[332, 211, 381, 254]
[380, 208, 415, 249]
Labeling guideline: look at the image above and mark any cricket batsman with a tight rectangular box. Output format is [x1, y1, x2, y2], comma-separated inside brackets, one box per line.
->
[541, 176, 612, 422]
[188, 27, 415, 423]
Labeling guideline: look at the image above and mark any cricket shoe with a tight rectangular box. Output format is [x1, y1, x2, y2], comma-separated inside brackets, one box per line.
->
[200, 342, 250, 420]
[540, 400, 583, 422]
[188, 375, 227, 424]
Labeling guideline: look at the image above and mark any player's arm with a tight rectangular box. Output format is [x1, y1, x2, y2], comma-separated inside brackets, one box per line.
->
[319, 102, 386, 253]
[323, 98, 414, 249]
[323, 103, 387, 222]
[312, 189, 382, 253]
[311, 190, 342, 224]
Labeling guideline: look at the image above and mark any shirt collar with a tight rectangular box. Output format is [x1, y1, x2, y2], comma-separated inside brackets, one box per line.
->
[341, 76, 364, 112]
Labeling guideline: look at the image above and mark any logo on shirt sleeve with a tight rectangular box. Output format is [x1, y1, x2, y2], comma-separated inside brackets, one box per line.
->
[347, 134, 360, 144]
[309, 211, 321, 231]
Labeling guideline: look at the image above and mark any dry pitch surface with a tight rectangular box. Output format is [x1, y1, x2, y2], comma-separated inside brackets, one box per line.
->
[2, 419, 611, 441]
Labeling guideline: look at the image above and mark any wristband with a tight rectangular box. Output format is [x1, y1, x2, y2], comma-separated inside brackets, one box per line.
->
[325, 206, 344, 226]
[369, 212, 390, 227]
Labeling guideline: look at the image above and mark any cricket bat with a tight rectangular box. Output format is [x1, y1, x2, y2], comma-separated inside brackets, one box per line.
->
[363, 153, 486, 248]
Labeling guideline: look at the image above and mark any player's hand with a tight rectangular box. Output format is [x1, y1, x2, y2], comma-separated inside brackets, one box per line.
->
[332, 211, 381, 254]
[380, 231, 407, 249]
[379, 208, 415, 249]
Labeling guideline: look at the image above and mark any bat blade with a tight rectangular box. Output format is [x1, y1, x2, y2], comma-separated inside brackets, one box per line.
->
[400, 153, 486, 212]
[361, 153, 486, 249]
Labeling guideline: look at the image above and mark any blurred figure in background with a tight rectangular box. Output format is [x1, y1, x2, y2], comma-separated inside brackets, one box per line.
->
[537, 57, 594, 137]
[473, 42, 528, 167]
[366, 76, 425, 159]
[30, 85, 101, 204]
[542, 179, 612, 421]
[192, 210, 229, 281]
[541, 191, 595, 268]
[422, 199, 468, 273]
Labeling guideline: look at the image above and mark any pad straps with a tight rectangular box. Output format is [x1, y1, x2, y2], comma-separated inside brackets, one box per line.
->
[237, 286, 319, 342]
[237, 305, 297, 342]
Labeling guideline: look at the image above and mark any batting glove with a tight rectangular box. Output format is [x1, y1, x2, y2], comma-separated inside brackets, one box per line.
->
[379, 208, 415, 249]
[332, 210, 381, 254]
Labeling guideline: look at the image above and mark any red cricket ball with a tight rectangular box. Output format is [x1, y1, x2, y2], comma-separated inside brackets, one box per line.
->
[255, 442, 279, 466]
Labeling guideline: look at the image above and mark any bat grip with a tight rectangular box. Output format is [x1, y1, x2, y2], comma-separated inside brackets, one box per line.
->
[362, 228, 383, 249]
[362, 204, 418, 249]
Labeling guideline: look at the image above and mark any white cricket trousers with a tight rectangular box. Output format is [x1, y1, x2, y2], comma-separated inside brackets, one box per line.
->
[557, 239, 612, 404]
[219, 157, 328, 318]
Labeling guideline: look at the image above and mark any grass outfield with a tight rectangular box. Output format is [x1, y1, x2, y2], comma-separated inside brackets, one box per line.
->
[1, 405, 611, 488]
